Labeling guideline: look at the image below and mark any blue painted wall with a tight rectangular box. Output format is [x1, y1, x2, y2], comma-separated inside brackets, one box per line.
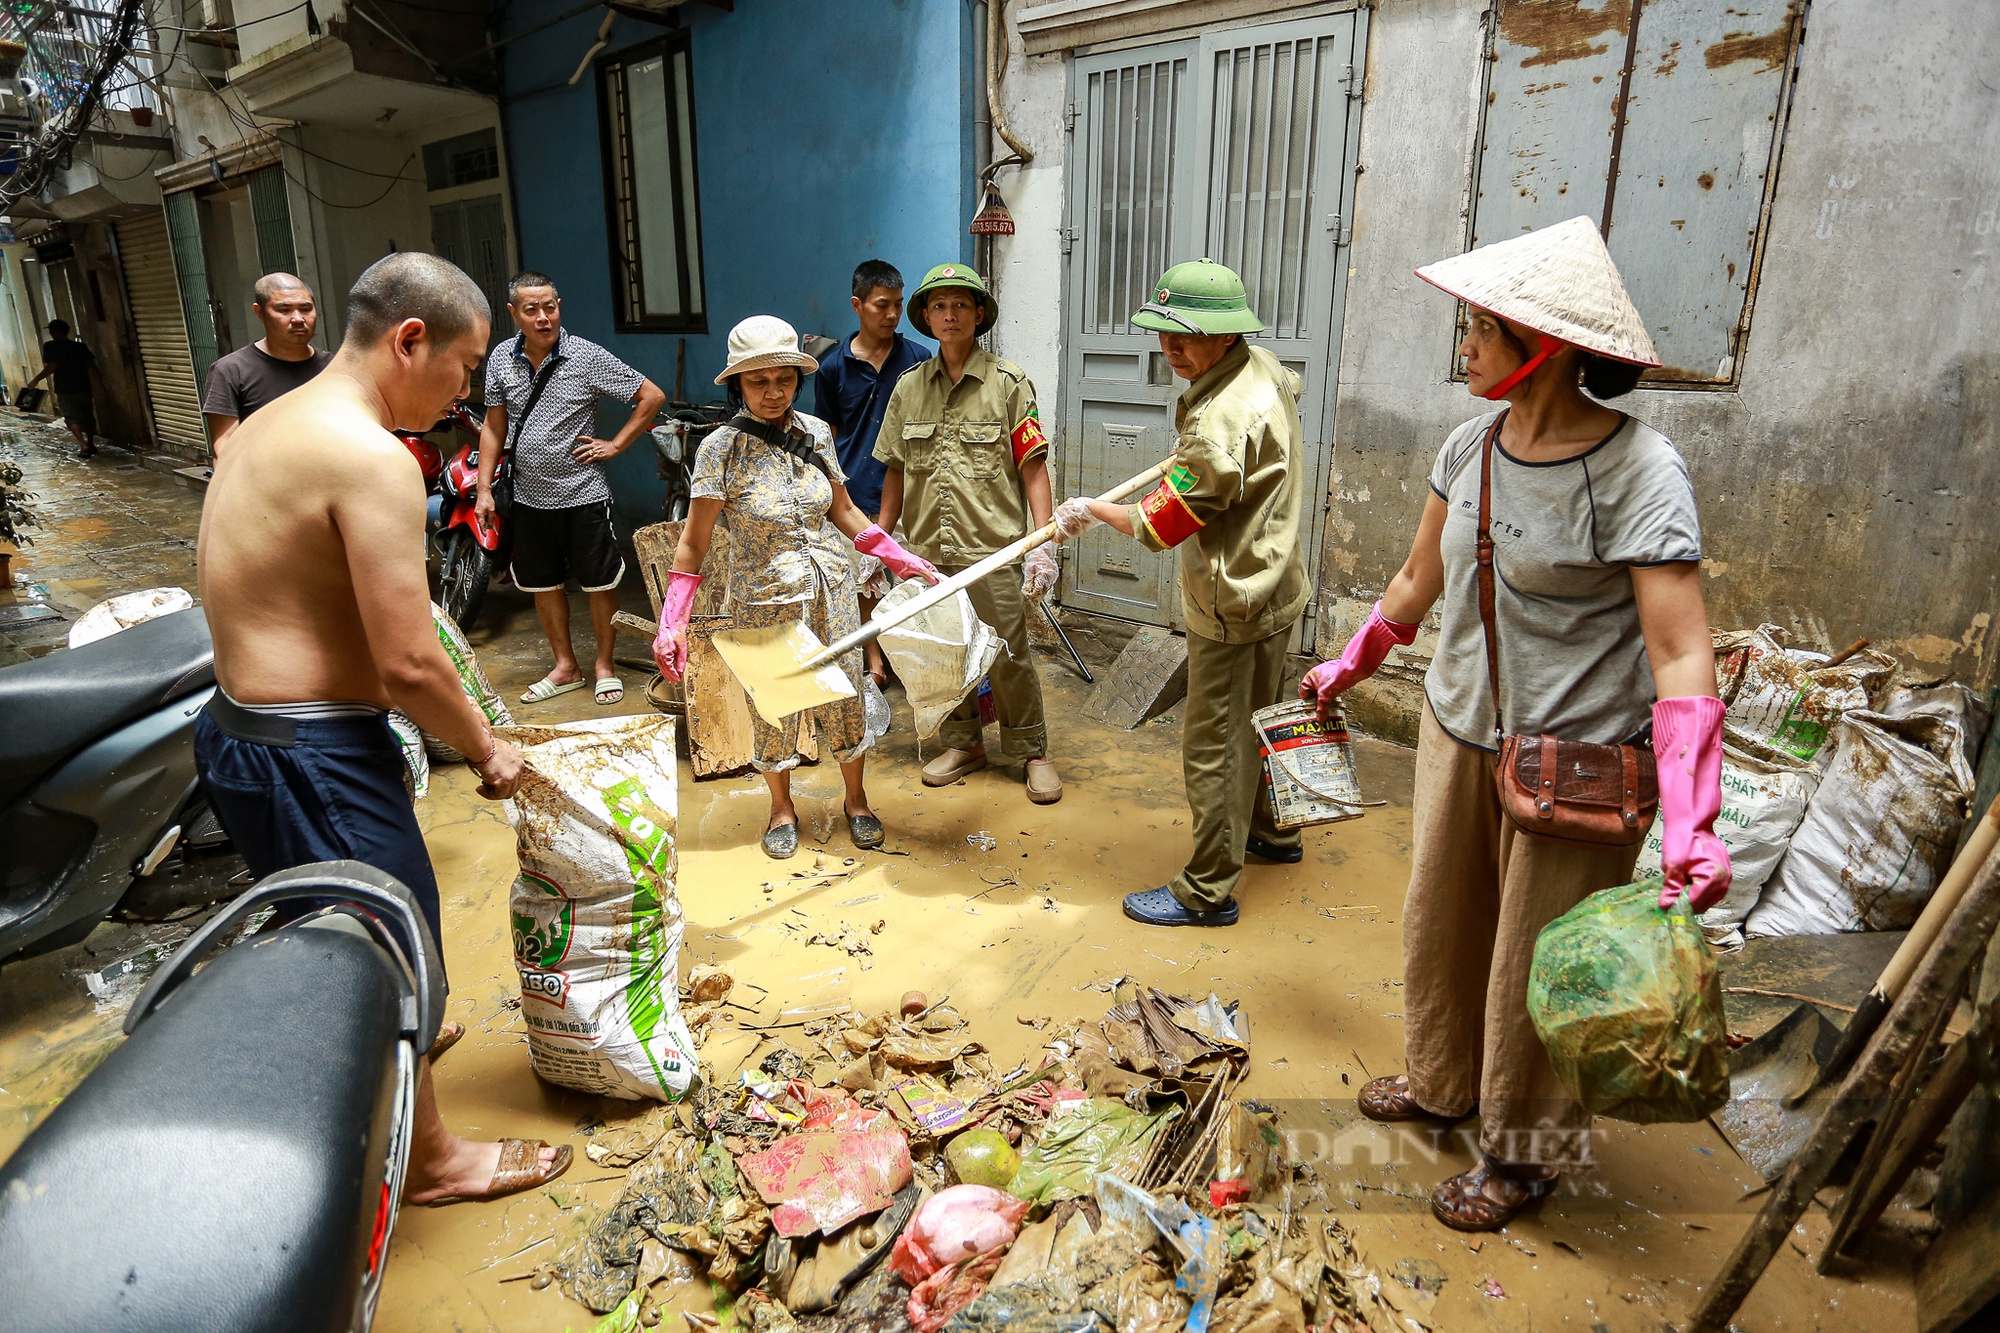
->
[497, 0, 975, 528]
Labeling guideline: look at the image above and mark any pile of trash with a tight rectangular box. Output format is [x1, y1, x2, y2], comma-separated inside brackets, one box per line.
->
[541, 977, 1411, 1333]
[1633, 624, 1989, 947]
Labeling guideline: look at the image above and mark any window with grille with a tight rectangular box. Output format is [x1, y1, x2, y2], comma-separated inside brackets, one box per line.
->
[422, 129, 500, 192]
[1470, 0, 1803, 386]
[597, 33, 705, 334]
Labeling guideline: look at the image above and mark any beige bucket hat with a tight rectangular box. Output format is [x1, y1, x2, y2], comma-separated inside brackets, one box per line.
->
[1415, 216, 1661, 366]
[714, 314, 819, 385]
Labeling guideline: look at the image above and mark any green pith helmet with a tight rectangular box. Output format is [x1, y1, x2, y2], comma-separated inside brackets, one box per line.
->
[908, 262, 997, 339]
[1130, 258, 1265, 336]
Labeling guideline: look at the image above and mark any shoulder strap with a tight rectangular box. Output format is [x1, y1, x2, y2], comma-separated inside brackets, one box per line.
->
[1475, 412, 1507, 742]
[726, 412, 835, 482]
[505, 348, 564, 453]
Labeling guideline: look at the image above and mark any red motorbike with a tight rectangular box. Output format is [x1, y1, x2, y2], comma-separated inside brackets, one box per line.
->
[398, 402, 507, 630]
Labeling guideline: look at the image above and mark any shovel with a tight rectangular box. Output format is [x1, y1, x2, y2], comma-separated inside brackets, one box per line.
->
[714, 458, 1173, 714]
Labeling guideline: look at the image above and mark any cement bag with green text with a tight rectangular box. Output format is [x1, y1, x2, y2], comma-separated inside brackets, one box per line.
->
[1746, 688, 1979, 938]
[427, 601, 514, 762]
[502, 713, 698, 1101]
[1633, 730, 1818, 948]
[1527, 878, 1730, 1123]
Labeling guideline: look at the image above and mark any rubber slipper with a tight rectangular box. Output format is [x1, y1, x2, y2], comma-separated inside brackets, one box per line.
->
[845, 809, 885, 851]
[521, 675, 585, 703]
[427, 1020, 465, 1063]
[594, 675, 624, 705]
[1430, 1158, 1555, 1232]
[763, 821, 800, 860]
[418, 1139, 573, 1208]
[1357, 1074, 1476, 1123]
[1246, 834, 1303, 864]
[921, 748, 988, 787]
[1122, 886, 1239, 927]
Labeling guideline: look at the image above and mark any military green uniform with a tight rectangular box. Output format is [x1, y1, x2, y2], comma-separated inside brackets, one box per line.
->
[1127, 263, 1311, 912]
[874, 344, 1053, 761]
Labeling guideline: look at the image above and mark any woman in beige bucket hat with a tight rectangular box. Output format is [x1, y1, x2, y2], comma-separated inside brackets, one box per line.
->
[1300, 217, 1733, 1229]
[651, 316, 941, 858]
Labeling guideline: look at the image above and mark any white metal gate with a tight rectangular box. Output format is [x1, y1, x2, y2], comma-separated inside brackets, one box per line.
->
[1058, 10, 1367, 648]
[115, 212, 206, 460]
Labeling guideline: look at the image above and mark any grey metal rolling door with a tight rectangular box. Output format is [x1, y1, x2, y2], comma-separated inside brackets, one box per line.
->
[1192, 11, 1367, 653]
[116, 212, 207, 458]
[1058, 40, 1198, 628]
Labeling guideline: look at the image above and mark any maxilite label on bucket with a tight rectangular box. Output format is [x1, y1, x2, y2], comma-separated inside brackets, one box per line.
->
[1254, 699, 1369, 830]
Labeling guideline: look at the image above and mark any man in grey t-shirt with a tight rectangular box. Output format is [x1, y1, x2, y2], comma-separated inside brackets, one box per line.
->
[476, 271, 665, 707]
[202, 273, 333, 455]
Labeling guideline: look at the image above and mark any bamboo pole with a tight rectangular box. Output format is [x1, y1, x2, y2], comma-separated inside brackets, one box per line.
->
[1687, 836, 2000, 1332]
[793, 457, 1173, 672]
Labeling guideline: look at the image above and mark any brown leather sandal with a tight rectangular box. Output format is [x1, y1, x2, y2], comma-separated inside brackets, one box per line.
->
[417, 1139, 573, 1208]
[1357, 1074, 1475, 1123]
[1430, 1157, 1556, 1232]
[426, 1021, 464, 1063]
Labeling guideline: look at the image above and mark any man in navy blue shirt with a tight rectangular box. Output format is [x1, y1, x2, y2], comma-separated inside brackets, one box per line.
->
[814, 259, 929, 684]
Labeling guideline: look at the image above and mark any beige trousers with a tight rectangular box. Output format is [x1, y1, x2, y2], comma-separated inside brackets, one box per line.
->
[1403, 701, 1639, 1167]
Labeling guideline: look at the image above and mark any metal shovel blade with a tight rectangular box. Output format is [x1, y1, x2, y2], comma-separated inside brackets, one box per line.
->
[1713, 1002, 1846, 1180]
[710, 622, 856, 726]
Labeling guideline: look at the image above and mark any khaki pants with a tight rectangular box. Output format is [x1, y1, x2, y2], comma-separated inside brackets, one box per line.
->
[938, 564, 1046, 762]
[1171, 624, 1300, 910]
[1403, 701, 1639, 1167]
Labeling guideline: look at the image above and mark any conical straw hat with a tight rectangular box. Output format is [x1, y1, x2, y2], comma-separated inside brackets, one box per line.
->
[1415, 216, 1660, 366]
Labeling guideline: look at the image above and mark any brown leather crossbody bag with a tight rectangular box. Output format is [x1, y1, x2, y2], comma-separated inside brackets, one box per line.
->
[1473, 413, 1658, 847]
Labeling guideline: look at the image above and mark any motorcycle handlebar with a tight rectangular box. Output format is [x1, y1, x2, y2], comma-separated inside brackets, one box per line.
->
[125, 861, 446, 1051]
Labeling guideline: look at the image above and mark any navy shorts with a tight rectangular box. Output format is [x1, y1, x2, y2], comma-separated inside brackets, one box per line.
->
[195, 704, 445, 985]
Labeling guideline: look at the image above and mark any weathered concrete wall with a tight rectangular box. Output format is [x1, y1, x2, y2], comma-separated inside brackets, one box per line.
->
[1327, 0, 2000, 741]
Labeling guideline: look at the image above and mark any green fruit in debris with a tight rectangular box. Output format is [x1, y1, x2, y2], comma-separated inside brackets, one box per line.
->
[946, 1128, 1020, 1188]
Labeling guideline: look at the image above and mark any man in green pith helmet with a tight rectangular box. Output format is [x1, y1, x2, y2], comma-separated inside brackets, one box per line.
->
[875, 263, 1063, 804]
[1054, 258, 1311, 926]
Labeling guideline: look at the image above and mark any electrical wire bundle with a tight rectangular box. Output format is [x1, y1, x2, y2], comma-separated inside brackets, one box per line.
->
[0, 0, 146, 208]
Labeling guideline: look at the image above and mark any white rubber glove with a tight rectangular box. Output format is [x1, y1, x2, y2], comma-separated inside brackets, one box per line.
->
[1053, 497, 1101, 541]
[1022, 544, 1060, 600]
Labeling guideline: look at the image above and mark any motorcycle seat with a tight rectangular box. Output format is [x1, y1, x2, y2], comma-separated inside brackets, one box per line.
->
[0, 606, 215, 810]
[0, 918, 406, 1332]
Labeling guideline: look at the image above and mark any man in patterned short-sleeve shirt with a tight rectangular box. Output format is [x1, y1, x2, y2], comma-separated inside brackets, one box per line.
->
[476, 271, 665, 706]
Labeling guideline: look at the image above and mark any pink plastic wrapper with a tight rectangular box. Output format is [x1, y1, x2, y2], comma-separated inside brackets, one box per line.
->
[736, 1128, 913, 1237]
[887, 1184, 1028, 1284]
[908, 1250, 1006, 1332]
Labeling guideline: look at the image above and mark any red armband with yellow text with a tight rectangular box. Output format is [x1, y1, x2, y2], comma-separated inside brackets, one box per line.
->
[1135, 461, 1204, 548]
[1010, 406, 1049, 467]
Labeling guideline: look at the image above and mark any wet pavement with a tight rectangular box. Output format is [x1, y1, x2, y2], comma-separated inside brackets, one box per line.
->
[0, 416, 1920, 1332]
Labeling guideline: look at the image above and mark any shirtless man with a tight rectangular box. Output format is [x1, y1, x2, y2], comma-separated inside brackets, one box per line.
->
[196, 251, 570, 1206]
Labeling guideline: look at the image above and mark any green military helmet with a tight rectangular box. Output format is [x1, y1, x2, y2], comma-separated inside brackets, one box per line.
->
[908, 262, 997, 339]
[1130, 258, 1265, 336]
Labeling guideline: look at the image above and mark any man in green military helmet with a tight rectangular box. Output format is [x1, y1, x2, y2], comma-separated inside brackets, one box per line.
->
[875, 263, 1064, 804]
[1055, 258, 1311, 925]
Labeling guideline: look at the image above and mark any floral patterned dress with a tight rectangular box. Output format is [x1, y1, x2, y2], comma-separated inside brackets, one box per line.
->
[688, 411, 869, 771]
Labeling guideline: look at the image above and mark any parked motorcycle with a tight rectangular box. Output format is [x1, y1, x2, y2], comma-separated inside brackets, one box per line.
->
[0, 861, 444, 1332]
[0, 606, 241, 968]
[651, 403, 730, 522]
[426, 401, 509, 631]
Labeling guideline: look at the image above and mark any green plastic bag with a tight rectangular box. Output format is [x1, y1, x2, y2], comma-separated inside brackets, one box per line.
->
[1007, 1097, 1179, 1206]
[1527, 878, 1731, 1123]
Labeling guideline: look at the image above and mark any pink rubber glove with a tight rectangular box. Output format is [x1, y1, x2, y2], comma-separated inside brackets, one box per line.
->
[854, 524, 940, 585]
[1299, 602, 1419, 719]
[651, 570, 703, 683]
[1654, 695, 1732, 914]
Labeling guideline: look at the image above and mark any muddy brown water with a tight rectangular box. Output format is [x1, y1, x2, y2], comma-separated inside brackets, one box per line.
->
[0, 426, 1917, 1331]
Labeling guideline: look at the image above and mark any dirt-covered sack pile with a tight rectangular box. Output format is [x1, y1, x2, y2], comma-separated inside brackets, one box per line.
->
[1527, 878, 1730, 1123]
[501, 713, 698, 1101]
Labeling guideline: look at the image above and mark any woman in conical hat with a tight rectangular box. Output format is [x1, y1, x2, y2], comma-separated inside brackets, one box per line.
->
[1298, 217, 1732, 1229]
